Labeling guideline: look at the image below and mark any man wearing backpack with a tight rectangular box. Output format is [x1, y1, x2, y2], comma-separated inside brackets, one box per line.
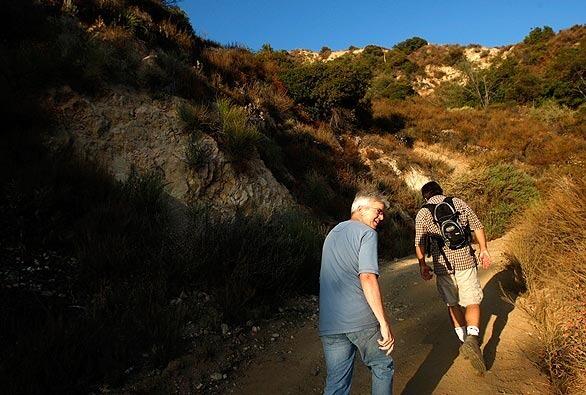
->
[414, 181, 492, 373]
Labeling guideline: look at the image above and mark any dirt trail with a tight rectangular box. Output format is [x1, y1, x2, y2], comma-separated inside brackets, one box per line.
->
[225, 236, 550, 394]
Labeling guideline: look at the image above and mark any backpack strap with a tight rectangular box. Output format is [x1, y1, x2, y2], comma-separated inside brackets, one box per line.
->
[443, 197, 460, 218]
[445, 196, 477, 260]
[422, 202, 454, 271]
[422, 203, 436, 216]
[427, 234, 454, 272]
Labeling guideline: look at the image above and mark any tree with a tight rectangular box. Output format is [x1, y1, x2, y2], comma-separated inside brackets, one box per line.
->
[393, 37, 428, 54]
[523, 26, 555, 45]
[458, 60, 499, 109]
[260, 43, 273, 53]
[320, 46, 332, 59]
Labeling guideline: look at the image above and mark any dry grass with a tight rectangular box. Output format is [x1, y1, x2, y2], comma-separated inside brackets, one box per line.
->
[245, 81, 294, 123]
[293, 122, 341, 150]
[373, 97, 586, 170]
[202, 47, 269, 87]
[448, 163, 539, 239]
[157, 19, 193, 52]
[506, 176, 586, 394]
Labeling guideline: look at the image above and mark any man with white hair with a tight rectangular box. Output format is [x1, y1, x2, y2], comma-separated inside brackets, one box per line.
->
[319, 191, 395, 395]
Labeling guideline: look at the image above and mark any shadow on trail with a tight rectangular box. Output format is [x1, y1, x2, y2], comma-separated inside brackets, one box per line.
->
[401, 266, 520, 395]
[480, 266, 521, 370]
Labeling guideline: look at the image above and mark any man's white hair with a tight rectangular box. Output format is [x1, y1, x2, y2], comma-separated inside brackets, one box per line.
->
[351, 191, 390, 214]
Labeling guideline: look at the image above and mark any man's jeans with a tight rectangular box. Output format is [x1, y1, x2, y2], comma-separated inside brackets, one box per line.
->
[321, 326, 394, 395]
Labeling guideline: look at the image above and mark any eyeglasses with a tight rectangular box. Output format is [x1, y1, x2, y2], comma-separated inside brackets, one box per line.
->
[364, 206, 385, 216]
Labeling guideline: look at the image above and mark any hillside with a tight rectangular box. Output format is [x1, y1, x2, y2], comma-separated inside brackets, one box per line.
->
[1, 1, 585, 393]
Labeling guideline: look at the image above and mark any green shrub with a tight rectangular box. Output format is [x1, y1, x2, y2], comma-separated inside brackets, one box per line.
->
[449, 164, 539, 238]
[305, 170, 336, 210]
[185, 135, 213, 169]
[523, 26, 555, 45]
[188, 208, 325, 321]
[280, 61, 371, 120]
[368, 75, 415, 100]
[320, 46, 332, 58]
[443, 46, 465, 66]
[177, 102, 214, 133]
[544, 44, 586, 108]
[435, 81, 476, 108]
[217, 98, 262, 161]
[529, 99, 576, 126]
[393, 36, 428, 54]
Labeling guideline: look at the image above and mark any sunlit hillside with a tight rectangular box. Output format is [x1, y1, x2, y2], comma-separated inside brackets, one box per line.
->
[1, 1, 584, 393]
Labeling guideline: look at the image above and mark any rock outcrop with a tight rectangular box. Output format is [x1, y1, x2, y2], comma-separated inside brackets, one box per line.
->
[47, 87, 294, 214]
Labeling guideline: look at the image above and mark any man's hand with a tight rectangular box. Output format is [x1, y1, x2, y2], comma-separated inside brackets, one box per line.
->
[419, 264, 433, 281]
[377, 322, 395, 355]
[479, 250, 491, 269]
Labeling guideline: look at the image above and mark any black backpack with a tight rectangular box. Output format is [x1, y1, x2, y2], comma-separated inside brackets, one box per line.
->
[423, 197, 472, 251]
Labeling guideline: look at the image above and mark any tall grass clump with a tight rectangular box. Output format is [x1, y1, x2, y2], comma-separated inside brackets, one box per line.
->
[449, 163, 539, 239]
[186, 207, 325, 321]
[217, 98, 262, 161]
[506, 176, 586, 394]
[0, 154, 190, 393]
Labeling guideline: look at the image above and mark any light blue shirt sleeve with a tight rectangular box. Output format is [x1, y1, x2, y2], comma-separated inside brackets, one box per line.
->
[358, 230, 379, 275]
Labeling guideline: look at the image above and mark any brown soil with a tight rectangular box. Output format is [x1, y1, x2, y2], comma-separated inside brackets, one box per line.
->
[224, 236, 551, 394]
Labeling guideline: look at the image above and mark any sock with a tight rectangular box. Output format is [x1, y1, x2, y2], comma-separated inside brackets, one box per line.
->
[454, 326, 466, 342]
[467, 325, 480, 337]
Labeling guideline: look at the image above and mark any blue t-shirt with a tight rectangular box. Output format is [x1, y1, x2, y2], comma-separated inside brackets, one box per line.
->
[318, 220, 379, 336]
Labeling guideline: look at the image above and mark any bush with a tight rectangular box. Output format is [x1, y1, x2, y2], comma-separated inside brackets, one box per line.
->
[305, 170, 336, 211]
[528, 99, 576, 128]
[140, 50, 211, 99]
[188, 208, 325, 321]
[0, 156, 186, 393]
[544, 44, 586, 108]
[506, 176, 586, 393]
[185, 135, 213, 168]
[443, 46, 465, 66]
[368, 75, 415, 100]
[280, 61, 371, 120]
[372, 112, 407, 133]
[177, 102, 215, 133]
[0, 147, 325, 391]
[523, 26, 555, 45]
[449, 164, 539, 238]
[320, 46, 332, 59]
[216, 98, 262, 161]
[393, 36, 428, 54]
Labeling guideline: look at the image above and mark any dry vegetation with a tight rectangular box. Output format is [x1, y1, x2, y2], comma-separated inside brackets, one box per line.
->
[506, 177, 586, 394]
[373, 97, 586, 171]
[3, 1, 585, 392]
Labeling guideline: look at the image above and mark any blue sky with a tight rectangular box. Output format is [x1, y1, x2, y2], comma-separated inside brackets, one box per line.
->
[182, 0, 585, 51]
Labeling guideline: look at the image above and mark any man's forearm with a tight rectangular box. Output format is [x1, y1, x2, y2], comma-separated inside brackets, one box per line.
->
[415, 245, 426, 265]
[474, 228, 488, 251]
[359, 273, 390, 327]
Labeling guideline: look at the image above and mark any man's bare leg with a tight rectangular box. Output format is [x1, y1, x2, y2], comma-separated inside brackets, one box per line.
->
[448, 305, 467, 342]
[465, 304, 480, 328]
[460, 303, 486, 372]
[448, 305, 467, 327]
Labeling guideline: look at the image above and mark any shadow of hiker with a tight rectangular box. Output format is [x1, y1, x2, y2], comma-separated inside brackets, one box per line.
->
[401, 317, 460, 395]
[480, 266, 521, 370]
[401, 266, 522, 394]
